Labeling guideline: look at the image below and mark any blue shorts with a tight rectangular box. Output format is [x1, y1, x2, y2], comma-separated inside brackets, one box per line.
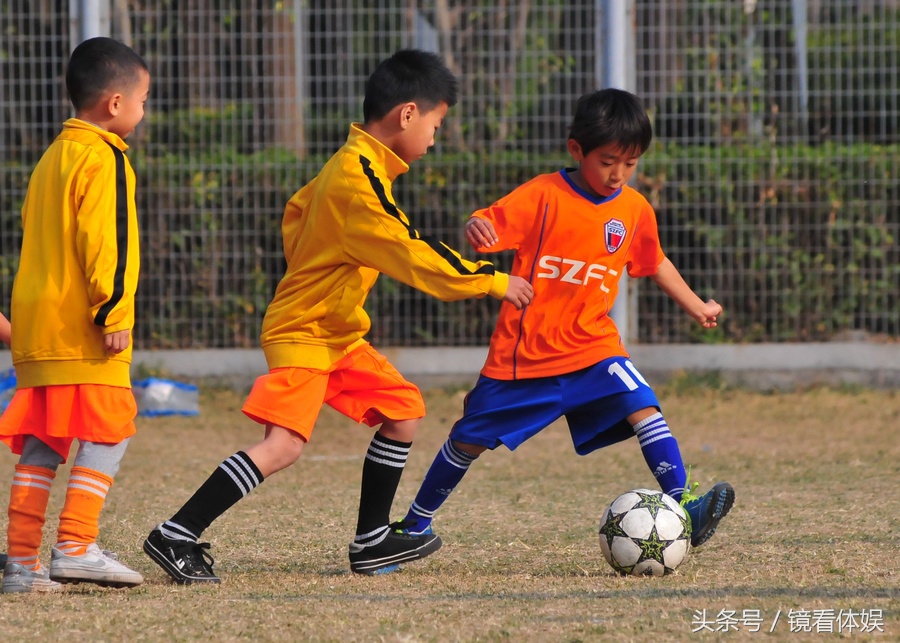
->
[449, 356, 660, 455]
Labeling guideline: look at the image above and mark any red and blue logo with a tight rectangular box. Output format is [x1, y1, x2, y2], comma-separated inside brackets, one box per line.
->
[605, 218, 626, 253]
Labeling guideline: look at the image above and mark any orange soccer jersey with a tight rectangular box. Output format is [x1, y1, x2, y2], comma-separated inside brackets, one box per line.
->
[474, 170, 665, 380]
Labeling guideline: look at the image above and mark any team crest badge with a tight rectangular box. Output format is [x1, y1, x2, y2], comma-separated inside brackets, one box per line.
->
[605, 218, 627, 253]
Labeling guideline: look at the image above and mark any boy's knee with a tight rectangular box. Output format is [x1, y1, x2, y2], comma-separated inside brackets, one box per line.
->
[451, 440, 487, 458]
[19, 436, 64, 471]
[250, 426, 305, 475]
[275, 432, 305, 467]
[627, 407, 662, 428]
[378, 418, 421, 443]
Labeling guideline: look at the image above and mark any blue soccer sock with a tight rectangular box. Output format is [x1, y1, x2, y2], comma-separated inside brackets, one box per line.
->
[633, 412, 688, 501]
[403, 439, 478, 532]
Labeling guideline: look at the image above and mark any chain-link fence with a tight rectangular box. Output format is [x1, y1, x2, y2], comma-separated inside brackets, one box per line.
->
[1, 1, 898, 348]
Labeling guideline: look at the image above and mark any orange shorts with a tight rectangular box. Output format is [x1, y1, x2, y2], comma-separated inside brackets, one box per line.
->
[242, 345, 425, 442]
[0, 384, 137, 461]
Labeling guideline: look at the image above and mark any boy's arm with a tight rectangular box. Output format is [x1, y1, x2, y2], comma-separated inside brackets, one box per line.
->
[75, 148, 139, 335]
[0, 313, 10, 346]
[104, 329, 130, 354]
[462, 216, 532, 308]
[649, 257, 722, 328]
[345, 210, 512, 303]
[465, 216, 499, 250]
[464, 193, 535, 254]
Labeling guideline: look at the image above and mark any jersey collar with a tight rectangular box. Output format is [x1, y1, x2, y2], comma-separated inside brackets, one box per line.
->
[560, 168, 621, 205]
[347, 123, 409, 181]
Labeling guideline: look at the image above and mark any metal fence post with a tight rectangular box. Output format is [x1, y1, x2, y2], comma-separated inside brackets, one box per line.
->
[70, 0, 110, 46]
[598, 0, 637, 344]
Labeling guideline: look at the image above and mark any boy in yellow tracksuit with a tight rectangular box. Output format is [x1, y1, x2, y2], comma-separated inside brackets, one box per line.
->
[0, 37, 150, 593]
[143, 49, 534, 582]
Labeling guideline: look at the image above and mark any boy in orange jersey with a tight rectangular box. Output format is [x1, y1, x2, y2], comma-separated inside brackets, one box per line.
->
[0, 37, 150, 593]
[399, 88, 735, 554]
[142, 49, 533, 582]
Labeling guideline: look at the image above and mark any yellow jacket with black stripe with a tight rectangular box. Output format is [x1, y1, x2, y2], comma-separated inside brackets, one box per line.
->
[11, 119, 140, 388]
[261, 123, 509, 370]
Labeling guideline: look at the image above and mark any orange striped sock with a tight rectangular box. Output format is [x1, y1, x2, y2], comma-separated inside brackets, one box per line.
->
[7, 464, 56, 570]
[55, 466, 113, 556]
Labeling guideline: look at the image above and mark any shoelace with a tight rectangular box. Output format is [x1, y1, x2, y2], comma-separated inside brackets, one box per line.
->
[388, 519, 418, 533]
[172, 541, 216, 574]
[679, 466, 701, 508]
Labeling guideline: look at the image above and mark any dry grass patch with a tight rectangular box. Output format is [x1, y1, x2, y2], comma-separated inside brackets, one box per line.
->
[1, 382, 897, 641]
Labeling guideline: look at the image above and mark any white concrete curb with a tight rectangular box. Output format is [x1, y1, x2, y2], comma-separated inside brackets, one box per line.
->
[2, 343, 897, 390]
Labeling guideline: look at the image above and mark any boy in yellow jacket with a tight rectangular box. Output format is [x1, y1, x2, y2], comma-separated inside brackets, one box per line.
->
[0, 37, 150, 593]
[143, 49, 533, 582]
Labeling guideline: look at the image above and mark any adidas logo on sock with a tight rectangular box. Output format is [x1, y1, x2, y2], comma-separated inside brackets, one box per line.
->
[654, 461, 676, 477]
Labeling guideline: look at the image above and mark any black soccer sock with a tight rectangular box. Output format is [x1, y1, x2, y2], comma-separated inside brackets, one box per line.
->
[354, 433, 410, 542]
[165, 451, 264, 540]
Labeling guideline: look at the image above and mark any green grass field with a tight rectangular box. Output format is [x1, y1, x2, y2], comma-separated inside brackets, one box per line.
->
[1, 380, 897, 641]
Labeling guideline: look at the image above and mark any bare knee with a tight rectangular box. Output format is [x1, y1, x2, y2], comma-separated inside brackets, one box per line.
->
[627, 407, 660, 428]
[245, 425, 306, 477]
[378, 418, 421, 443]
[451, 440, 487, 458]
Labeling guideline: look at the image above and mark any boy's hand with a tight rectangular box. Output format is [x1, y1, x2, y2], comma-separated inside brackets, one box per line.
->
[465, 217, 499, 249]
[104, 329, 131, 354]
[695, 299, 723, 328]
[503, 276, 534, 310]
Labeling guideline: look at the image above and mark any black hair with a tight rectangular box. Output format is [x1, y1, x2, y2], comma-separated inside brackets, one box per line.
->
[66, 37, 149, 111]
[568, 88, 652, 156]
[362, 49, 458, 122]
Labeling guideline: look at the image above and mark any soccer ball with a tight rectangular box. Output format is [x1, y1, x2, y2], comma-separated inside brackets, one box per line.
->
[599, 489, 691, 576]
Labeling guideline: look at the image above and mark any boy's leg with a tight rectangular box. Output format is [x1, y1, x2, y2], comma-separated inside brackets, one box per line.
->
[630, 410, 689, 500]
[680, 482, 736, 547]
[3, 436, 62, 593]
[401, 439, 482, 534]
[399, 375, 562, 548]
[355, 428, 412, 538]
[50, 438, 143, 587]
[164, 450, 267, 538]
[568, 358, 735, 548]
[144, 367, 317, 584]
[143, 435, 291, 584]
[325, 346, 447, 575]
[347, 420, 443, 575]
[630, 409, 735, 546]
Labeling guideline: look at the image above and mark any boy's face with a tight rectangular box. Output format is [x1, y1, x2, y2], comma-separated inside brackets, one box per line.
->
[567, 140, 641, 198]
[108, 69, 151, 139]
[394, 101, 449, 164]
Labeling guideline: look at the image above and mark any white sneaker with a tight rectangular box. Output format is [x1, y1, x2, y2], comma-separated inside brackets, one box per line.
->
[49, 543, 143, 588]
[2, 561, 63, 593]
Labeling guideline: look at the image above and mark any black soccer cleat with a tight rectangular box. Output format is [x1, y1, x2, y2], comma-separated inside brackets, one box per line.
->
[143, 526, 221, 584]
[348, 528, 442, 576]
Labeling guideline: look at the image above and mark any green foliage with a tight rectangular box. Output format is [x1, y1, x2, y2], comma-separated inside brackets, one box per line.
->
[807, 5, 900, 140]
[130, 105, 900, 346]
[126, 115, 900, 348]
[132, 110, 316, 348]
[143, 103, 256, 153]
[639, 141, 899, 342]
[3, 101, 897, 348]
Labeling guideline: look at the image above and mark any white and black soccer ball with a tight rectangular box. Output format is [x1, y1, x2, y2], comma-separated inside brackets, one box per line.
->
[599, 488, 691, 576]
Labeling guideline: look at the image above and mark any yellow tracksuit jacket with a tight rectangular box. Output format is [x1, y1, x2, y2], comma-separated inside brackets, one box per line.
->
[261, 123, 509, 369]
[11, 119, 140, 388]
